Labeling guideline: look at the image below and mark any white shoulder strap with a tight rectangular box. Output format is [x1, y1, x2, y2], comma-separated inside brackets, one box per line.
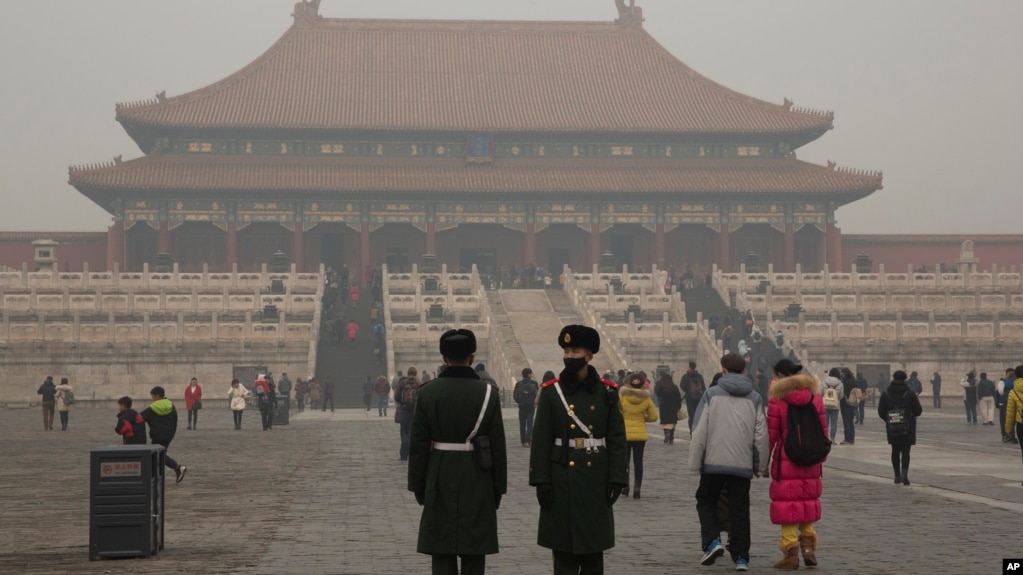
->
[552, 382, 594, 439]
[466, 383, 492, 443]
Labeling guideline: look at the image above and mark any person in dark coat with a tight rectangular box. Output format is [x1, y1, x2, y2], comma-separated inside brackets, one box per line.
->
[930, 372, 942, 408]
[839, 368, 857, 445]
[114, 396, 147, 445]
[680, 362, 706, 432]
[878, 371, 923, 485]
[513, 368, 540, 447]
[138, 386, 188, 483]
[408, 329, 507, 575]
[653, 372, 683, 444]
[37, 376, 57, 430]
[529, 325, 628, 575]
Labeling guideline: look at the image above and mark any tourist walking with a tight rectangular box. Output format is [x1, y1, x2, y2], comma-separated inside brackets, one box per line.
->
[114, 396, 147, 444]
[931, 372, 942, 408]
[395, 367, 423, 461]
[960, 372, 978, 424]
[1003, 365, 1023, 485]
[680, 361, 705, 432]
[294, 377, 307, 412]
[653, 371, 683, 445]
[529, 325, 628, 575]
[184, 377, 203, 430]
[139, 386, 188, 483]
[821, 369, 842, 442]
[309, 379, 321, 410]
[907, 371, 923, 396]
[839, 368, 857, 445]
[998, 368, 1018, 443]
[855, 372, 869, 423]
[55, 377, 73, 431]
[619, 372, 658, 499]
[689, 353, 767, 571]
[408, 329, 507, 575]
[227, 378, 251, 430]
[513, 368, 539, 447]
[37, 376, 56, 431]
[765, 360, 826, 570]
[878, 371, 923, 485]
[375, 375, 390, 417]
[321, 379, 336, 412]
[977, 372, 997, 425]
[254, 375, 277, 431]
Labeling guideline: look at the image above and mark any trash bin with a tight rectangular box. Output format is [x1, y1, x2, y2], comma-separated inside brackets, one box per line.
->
[90, 445, 165, 561]
[273, 396, 291, 426]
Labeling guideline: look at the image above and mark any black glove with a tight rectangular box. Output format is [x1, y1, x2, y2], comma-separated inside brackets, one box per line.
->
[414, 491, 425, 506]
[607, 484, 624, 505]
[536, 484, 554, 510]
[494, 494, 502, 510]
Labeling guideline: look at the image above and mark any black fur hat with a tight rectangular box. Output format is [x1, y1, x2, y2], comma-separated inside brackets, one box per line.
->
[558, 325, 600, 353]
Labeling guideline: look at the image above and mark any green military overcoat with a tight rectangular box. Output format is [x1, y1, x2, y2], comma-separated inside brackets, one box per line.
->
[529, 367, 628, 554]
[408, 366, 508, 555]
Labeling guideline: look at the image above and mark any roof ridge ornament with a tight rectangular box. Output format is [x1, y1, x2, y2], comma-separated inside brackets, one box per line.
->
[615, 0, 644, 27]
[293, 0, 321, 25]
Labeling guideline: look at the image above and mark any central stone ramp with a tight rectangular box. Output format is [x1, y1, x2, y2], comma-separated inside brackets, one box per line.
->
[501, 290, 615, 378]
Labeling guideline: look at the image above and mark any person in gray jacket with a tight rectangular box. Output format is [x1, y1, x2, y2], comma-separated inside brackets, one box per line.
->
[688, 353, 768, 571]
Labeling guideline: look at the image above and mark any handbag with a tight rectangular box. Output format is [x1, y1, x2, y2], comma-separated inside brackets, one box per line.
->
[677, 407, 688, 421]
[193, 400, 203, 410]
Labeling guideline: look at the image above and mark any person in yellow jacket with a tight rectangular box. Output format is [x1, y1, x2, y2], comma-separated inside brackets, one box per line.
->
[1004, 365, 1023, 486]
[619, 372, 658, 499]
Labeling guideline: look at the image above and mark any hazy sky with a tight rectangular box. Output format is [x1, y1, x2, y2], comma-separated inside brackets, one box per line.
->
[1, 1, 1021, 234]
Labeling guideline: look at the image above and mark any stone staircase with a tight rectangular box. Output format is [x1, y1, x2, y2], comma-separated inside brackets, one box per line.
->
[485, 291, 532, 381]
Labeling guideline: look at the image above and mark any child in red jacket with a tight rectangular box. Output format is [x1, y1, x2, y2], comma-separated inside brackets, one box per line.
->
[115, 396, 147, 445]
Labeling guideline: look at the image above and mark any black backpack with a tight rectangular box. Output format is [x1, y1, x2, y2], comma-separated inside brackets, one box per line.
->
[782, 396, 831, 467]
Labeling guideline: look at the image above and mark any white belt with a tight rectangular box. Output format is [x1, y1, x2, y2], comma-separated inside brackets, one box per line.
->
[431, 441, 474, 452]
[554, 437, 606, 450]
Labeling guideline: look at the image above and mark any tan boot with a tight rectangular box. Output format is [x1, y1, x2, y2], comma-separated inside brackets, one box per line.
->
[773, 542, 800, 570]
[799, 533, 818, 567]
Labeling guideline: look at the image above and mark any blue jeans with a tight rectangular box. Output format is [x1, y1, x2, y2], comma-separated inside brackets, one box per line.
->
[840, 403, 856, 443]
[378, 395, 388, 416]
[826, 409, 839, 441]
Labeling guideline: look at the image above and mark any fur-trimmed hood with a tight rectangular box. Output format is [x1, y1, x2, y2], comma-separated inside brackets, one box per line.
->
[769, 374, 819, 406]
[619, 385, 651, 404]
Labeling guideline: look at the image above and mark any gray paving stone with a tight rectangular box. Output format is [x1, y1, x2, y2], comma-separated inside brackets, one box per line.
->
[0, 403, 1019, 574]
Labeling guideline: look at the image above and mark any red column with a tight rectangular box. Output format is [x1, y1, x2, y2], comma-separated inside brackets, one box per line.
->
[719, 224, 731, 272]
[157, 221, 170, 253]
[292, 224, 306, 273]
[654, 223, 665, 268]
[225, 222, 238, 271]
[589, 223, 601, 268]
[106, 221, 124, 271]
[525, 223, 537, 266]
[783, 223, 795, 272]
[426, 223, 437, 255]
[818, 225, 826, 270]
[827, 223, 843, 269]
[360, 223, 371, 287]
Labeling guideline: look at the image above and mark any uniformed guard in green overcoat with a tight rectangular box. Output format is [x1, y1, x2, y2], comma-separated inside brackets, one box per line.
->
[408, 328, 508, 575]
[529, 325, 628, 575]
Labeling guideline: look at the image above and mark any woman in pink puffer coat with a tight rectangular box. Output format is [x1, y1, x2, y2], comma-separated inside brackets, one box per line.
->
[766, 362, 827, 570]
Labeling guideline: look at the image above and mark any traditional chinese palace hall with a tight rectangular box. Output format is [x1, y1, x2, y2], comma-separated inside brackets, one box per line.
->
[67, 0, 885, 280]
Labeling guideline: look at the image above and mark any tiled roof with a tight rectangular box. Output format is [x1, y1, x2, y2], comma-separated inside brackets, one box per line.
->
[0, 232, 107, 242]
[115, 18, 833, 143]
[69, 155, 881, 202]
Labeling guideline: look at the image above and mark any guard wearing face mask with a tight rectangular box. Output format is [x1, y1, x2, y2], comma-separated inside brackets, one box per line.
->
[529, 325, 628, 575]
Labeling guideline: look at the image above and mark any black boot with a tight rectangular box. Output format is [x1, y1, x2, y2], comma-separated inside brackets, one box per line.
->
[893, 467, 901, 484]
[669, 429, 675, 445]
[901, 469, 910, 485]
[663, 429, 670, 444]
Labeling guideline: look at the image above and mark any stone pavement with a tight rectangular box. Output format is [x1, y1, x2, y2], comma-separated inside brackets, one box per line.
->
[1, 401, 1021, 575]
